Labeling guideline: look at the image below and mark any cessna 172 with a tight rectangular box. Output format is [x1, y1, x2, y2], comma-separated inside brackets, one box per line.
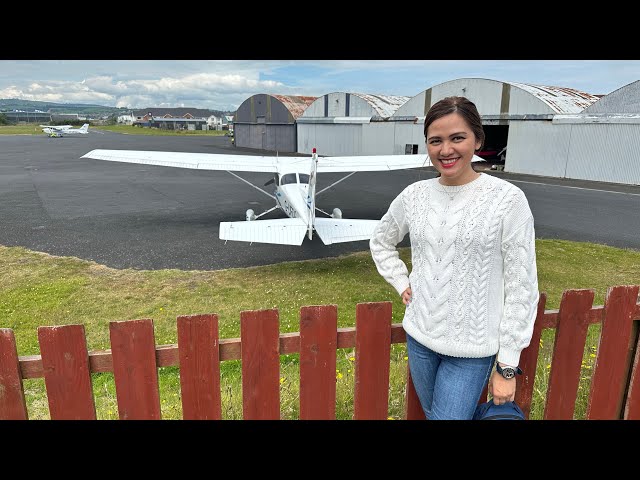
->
[41, 123, 90, 137]
[81, 148, 483, 246]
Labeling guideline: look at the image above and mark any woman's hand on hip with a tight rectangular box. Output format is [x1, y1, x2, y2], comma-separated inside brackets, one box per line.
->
[401, 287, 412, 305]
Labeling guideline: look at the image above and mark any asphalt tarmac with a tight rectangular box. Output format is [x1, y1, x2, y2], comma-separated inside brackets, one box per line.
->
[1, 131, 638, 271]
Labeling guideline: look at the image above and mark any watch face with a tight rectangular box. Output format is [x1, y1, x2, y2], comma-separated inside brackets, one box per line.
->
[502, 368, 515, 379]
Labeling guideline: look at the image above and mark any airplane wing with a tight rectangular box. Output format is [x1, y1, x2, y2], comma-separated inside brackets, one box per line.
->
[41, 125, 72, 131]
[81, 149, 305, 173]
[219, 218, 308, 245]
[313, 218, 381, 245]
[82, 149, 484, 174]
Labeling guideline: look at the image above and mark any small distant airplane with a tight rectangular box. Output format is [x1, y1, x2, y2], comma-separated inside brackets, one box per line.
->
[81, 148, 484, 246]
[41, 124, 90, 137]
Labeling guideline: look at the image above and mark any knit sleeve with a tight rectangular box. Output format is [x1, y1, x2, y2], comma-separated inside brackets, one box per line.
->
[498, 191, 540, 367]
[369, 193, 411, 296]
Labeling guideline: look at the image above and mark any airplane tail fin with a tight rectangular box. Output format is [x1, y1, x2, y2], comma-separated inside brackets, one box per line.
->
[80, 124, 89, 133]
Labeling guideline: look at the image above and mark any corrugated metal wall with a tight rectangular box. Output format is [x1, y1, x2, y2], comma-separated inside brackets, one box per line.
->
[298, 124, 363, 156]
[565, 124, 640, 184]
[235, 123, 296, 152]
[361, 123, 396, 155]
[387, 122, 426, 155]
[507, 121, 640, 185]
[503, 121, 571, 177]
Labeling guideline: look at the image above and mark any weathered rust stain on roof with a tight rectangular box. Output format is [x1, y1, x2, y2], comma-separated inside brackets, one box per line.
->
[509, 82, 601, 113]
[271, 95, 318, 119]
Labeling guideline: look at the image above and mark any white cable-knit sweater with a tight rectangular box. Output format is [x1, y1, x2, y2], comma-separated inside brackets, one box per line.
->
[370, 173, 539, 367]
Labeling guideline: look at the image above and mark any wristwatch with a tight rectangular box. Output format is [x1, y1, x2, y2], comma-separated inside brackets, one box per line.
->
[496, 363, 523, 379]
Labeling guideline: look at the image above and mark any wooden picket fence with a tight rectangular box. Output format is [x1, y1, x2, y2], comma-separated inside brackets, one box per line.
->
[1, 285, 639, 420]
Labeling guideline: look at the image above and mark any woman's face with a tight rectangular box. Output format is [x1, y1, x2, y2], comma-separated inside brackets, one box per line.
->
[426, 112, 481, 186]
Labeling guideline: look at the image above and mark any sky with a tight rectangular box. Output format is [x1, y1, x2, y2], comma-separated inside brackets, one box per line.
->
[1, 60, 638, 112]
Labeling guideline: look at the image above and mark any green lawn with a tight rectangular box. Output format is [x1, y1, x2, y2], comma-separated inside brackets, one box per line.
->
[2, 239, 639, 419]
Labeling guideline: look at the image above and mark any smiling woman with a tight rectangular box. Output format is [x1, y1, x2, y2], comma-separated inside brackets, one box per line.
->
[370, 96, 540, 420]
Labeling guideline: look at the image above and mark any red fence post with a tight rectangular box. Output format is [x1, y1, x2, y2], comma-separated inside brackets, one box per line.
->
[353, 302, 392, 420]
[544, 289, 595, 420]
[241, 309, 280, 420]
[0, 329, 28, 420]
[38, 324, 96, 420]
[587, 285, 639, 419]
[299, 305, 337, 420]
[110, 319, 161, 420]
[177, 313, 222, 420]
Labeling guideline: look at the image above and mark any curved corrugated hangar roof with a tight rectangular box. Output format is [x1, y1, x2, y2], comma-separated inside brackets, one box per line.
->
[270, 94, 318, 119]
[234, 94, 318, 153]
[235, 94, 317, 123]
[393, 78, 600, 118]
[582, 79, 640, 114]
[300, 92, 409, 119]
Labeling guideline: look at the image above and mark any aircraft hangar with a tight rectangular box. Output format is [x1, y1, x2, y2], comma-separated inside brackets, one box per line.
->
[232, 77, 640, 186]
[517, 79, 640, 185]
[295, 92, 409, 156]
[233, 94, 317, 152]
[390, 77, 601, 162]
[391, 78, 639, 185]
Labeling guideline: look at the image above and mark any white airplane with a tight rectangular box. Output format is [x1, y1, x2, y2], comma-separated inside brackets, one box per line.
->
[80, 148, 484, 246]
[42, 123, 90, 137]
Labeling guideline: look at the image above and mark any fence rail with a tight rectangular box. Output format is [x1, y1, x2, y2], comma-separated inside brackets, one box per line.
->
[1, 285, 639, 420]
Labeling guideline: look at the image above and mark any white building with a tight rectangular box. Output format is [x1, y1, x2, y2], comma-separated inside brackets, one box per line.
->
[117, 113, 135, 125]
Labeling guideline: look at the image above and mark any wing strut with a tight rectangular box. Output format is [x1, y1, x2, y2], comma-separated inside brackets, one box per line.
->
[316, 171, 357, 197]
[225, 170, 276, 199]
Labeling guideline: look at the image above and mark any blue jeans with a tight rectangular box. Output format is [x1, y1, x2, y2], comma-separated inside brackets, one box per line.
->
[406, 333, 496, 420]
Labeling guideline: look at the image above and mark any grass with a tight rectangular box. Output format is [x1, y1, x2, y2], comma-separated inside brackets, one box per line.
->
[0, 124, 230, 136]
[2, 239, 639, 419]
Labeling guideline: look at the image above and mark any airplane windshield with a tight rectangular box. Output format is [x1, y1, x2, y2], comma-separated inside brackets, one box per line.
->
[280, 173, 298, 185]
[298, 174, 309, 184]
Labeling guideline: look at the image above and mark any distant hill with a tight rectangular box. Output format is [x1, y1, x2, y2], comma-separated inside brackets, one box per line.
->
[0, 99, 126, 116]
[0, 99, 233, 118]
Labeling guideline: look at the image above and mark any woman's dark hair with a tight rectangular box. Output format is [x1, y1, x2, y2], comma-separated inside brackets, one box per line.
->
[423, 96, 485, 151]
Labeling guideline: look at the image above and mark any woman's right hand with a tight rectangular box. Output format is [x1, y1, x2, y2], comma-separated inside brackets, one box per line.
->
[401, 287, 412, 305]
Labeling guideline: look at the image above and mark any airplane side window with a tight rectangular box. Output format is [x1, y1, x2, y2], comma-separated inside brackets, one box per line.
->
[281, 173, 297, 185]
[298, 174, 310, 184]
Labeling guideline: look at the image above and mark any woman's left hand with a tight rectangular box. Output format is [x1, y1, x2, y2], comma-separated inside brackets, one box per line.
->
[488, 371, 516, 405]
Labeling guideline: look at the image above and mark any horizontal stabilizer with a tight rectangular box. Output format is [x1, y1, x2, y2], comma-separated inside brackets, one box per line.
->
[219, 218, 308, 245]
[313, 218, 380, 245]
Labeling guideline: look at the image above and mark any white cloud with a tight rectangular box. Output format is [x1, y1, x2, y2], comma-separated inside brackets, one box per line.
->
[1, 60, 639, 110]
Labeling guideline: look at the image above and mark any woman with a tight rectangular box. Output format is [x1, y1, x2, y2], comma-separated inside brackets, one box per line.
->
[369, 96, 539, 420]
